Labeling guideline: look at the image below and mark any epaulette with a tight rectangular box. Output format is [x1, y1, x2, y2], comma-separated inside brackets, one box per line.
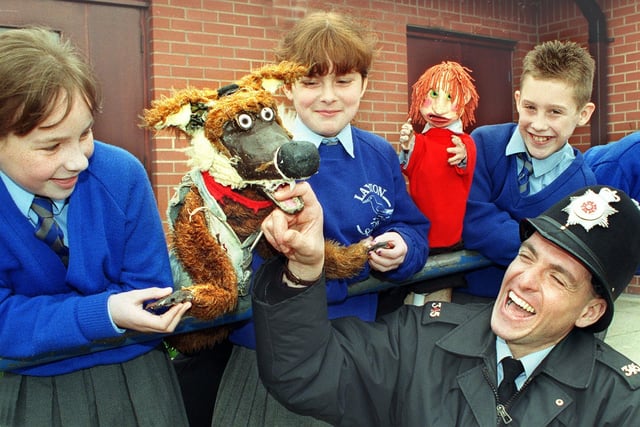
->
[596, 340, 640, 390]
[418, 301, 486, 326]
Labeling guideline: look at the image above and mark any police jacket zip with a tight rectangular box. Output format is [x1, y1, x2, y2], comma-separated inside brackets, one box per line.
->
[483, 365, 533, 425]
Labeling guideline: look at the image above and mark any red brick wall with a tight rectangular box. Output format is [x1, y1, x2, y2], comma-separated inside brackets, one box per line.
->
[603, 0, 640, 140]
[147, 0, 545, 215]
[147, 0, 640, 292]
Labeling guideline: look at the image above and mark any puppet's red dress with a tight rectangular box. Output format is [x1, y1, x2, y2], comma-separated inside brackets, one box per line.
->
[402, 126, 476, 249]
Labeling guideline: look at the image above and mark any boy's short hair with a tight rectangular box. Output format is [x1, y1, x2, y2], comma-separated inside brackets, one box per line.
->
[274, 11, 378, 78]
[0, 27, 101, 138]
[521, 40, 595, 108]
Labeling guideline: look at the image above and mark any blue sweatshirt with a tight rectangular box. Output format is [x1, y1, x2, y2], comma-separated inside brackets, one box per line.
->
[230, 126, 430, 348]
[0, 141, 173, 376]
[584, 131, 640, 201]
[585, 131, 640, 275]
[462, 123, 596, 297]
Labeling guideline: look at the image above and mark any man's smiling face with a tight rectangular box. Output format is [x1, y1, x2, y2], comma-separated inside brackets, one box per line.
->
[491, 233, 606, 359]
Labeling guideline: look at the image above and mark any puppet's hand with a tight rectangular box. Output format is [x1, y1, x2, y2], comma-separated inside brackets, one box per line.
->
[447, 134, 467, 167]
[399, 118, 415, 151]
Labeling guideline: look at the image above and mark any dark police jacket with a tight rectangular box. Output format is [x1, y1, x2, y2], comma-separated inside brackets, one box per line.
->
[253, 257, 640, 426]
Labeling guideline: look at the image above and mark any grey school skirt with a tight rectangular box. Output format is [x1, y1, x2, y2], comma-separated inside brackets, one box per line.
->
[0, 346, 188, 427]
[211, 345, 331, 427]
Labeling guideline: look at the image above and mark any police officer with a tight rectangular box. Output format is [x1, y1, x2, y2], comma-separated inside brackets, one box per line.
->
[253, 184, 640, 426]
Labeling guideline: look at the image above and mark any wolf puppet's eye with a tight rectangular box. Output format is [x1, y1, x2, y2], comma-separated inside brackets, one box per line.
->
[260, 107, 275, 122]
[236, 113, 253, 130]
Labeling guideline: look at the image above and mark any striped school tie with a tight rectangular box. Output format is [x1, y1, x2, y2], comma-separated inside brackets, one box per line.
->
[517, 153, 534, 195]
[31, 196, 69, 267]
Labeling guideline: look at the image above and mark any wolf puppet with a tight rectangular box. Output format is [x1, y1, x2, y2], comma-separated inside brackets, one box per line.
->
[143, 62, 375, 353]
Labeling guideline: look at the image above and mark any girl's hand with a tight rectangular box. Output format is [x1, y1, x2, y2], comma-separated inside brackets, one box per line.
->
[368, 232, 407, 272]
[109, 287, 191, 333]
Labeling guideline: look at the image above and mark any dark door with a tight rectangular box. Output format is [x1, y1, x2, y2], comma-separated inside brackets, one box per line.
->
[0, 0, 151, 173]
[406, 27, 516, 133]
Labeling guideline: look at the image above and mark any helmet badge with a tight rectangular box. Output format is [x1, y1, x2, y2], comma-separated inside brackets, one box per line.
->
[562, 187, 620, 231]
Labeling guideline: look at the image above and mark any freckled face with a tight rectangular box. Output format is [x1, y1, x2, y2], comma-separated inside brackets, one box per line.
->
[491, 233, 606, 359]
[0, 91, 95, 200]
[284, 70, 367, 138]
[419, 88, 460, 128]
[515, 76, 595, 160]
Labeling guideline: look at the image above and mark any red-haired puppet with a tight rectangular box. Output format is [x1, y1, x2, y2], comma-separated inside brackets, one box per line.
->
[399, 61, 479, 303]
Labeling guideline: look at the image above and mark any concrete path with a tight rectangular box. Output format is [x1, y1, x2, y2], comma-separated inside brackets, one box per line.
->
[605, 293, 640, 362]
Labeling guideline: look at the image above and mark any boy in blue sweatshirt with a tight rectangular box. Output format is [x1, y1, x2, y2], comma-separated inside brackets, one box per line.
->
[459, 40, 597, 300]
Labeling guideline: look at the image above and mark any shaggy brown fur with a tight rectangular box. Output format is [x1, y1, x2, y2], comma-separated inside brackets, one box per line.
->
[144, 62, 372, 353]
[166, 186, 277, 353]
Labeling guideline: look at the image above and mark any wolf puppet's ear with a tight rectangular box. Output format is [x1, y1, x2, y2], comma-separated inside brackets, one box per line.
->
[141, 88, 220, 138]
[143, 62, 306, 135]
[237, 61, 308, 94]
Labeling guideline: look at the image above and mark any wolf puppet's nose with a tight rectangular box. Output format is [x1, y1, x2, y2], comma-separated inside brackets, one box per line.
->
[276, 140, 320, 179]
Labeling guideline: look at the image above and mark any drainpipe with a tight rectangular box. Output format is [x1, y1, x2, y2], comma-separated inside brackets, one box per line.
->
[575, 0, 610, 146]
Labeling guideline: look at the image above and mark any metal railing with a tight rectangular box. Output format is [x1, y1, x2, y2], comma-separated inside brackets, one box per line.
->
[0, 250, 491, 371]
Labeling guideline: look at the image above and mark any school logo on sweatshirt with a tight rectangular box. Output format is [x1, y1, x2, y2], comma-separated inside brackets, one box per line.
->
[354, 183, 393, 236]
